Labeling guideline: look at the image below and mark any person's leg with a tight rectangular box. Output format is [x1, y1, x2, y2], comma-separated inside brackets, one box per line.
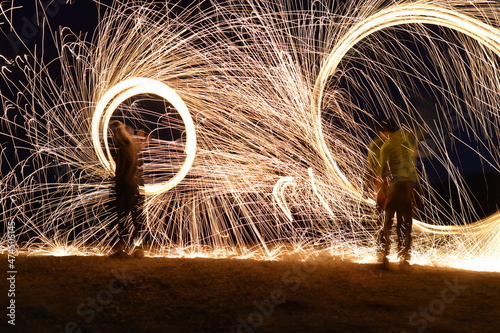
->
[115, 187, 137, 253]
[130, 205, 146, 257]
[396, 212, 404, 257]
[130, 206, 139, 244]
[112, 201, 128, 255]
[375, 212, 385, 261]
[379, 207, 395, 269]
[129, 186, 141, 241]
[375, 185, 387, 261]
[136, 193, 145, 237]
[400, 201, 413, 263]
[397, 182, 414, 263]
[382, 208, 395, 259]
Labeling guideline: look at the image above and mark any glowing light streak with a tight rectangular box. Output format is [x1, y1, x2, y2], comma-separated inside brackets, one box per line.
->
[313, 2, 500, 207]
[308, 167, 337, 219]
[92, 77, 197, 195]
[273, 176, 296, 221]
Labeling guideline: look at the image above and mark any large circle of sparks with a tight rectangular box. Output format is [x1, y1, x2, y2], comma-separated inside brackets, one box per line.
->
[91, 77, 197, 195]
[313, 3, 500, 206]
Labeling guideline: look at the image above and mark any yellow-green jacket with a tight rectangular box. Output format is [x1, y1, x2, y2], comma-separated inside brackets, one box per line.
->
[379, 130, 417, 182]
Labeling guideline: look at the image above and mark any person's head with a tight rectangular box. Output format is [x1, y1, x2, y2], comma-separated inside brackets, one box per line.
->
[110, 120, 133, 145]
[375, 118, 399, 139]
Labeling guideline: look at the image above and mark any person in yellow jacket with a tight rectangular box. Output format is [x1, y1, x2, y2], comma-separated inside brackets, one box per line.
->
[378, 118, 418, 267]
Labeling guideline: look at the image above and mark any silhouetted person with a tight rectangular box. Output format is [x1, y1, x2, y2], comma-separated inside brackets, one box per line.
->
[110, 121, 141, 256]
[378, 119, 418, 267]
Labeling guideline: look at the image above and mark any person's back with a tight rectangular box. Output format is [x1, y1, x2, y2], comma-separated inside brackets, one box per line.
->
[114, 130, 139, 187]
[380, 129, 417, 183]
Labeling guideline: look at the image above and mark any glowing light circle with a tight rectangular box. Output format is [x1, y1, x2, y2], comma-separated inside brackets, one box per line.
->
[92, 77, 196, 195]
[312, 3, 500, 204]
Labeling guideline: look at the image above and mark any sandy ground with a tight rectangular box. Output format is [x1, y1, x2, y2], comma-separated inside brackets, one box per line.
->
[1, 254, 499, 333]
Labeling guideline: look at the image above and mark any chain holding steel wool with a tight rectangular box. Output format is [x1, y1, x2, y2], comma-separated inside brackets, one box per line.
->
[0, 0, 499, 272]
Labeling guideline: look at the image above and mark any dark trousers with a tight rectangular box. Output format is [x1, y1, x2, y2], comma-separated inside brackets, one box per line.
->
[378, 180, 414, 261]
[115, 182, 140, 247]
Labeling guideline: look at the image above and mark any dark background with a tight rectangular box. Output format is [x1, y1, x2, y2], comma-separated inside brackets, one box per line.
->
[1, 0, 498, 220]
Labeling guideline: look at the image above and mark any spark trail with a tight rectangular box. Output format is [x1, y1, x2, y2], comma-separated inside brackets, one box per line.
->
[0, 0, 499, 272]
